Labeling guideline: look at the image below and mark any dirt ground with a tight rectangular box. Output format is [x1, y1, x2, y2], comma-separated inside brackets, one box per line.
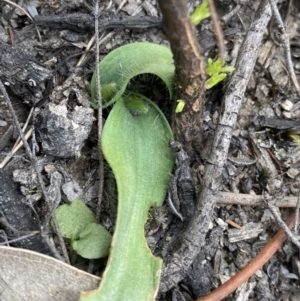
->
[1, 0, 300, 300]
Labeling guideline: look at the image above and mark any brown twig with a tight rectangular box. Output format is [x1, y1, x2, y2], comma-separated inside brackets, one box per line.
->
[268, 0, 300, 98]
[221, 4, 241, 24]
[87, 0, 104, 275]
[94, 0, 104, 223]
[268, 203, 300, 248]
[7, 26, 15, 46]
[0, 129, 32, 169]
[207, 0, 225, 59]
[0, 107, 35, 168]
[157, 0, 205, 156]
[217, 191, 299, 208]
[294, 192, 300, 233]
[196, 212, 298, 301]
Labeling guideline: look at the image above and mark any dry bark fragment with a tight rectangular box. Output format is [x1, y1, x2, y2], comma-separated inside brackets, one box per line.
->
[34, 14, 161, 32]
[0, 40, 52, 105]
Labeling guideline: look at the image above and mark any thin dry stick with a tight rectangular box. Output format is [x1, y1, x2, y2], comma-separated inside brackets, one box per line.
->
[207, 0, 225, 59]
[74, 31, 115, 69]
[0, 107, 35, 168]
[196, 213, 298, 301]
[268, 203, 300, 248]
[0, 81, 34, 163]
[65, 31, 114, 82]
[13, 107, 34, 149]
[94, 0, 104, 222]
[268, 0, 300, 96]
[2, 0, 42, 42]
[217, 191, 299, 208]
[0, 232, 39, 245]
[294, 192, 300, 233]
[0, 79, 69, 263]
[221, 3, 241, 23]
[159, 0, 272, 292]
[0, 129, 32, 169]
[87, 0, 104, 275]
[117, 0, 128, 12]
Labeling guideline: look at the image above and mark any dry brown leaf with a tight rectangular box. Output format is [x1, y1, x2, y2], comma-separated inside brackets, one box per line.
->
[0, 246, 100, 301]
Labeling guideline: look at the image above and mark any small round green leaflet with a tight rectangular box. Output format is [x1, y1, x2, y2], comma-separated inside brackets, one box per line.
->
[54, 199, 112, 259]
[90, 42, 175, 108]
[73, 223, 112, 259]
[55, 198, 96, 241]
[80, 92, 174, 301]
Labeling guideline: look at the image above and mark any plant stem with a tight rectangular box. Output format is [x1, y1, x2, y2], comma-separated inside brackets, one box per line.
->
[157, 0, 205, 156]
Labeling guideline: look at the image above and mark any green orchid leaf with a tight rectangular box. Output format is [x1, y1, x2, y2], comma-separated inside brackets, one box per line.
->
[191, 0, 210, 26]
[90, 42, 175, 108]
[72, 223, 112, 259]
[80, 92, 174, 301]
[87, 42, 175, 300]
[205, 73, 227, 89]
[54, 199, 96, 241]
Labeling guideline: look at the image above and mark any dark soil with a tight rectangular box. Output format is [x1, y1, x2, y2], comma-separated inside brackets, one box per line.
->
[1, 0, 300, 300]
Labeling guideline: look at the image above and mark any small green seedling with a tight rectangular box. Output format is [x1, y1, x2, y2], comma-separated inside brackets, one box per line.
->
[175, 99, 185, 113]
[205, 57, 235, 89]
[174, 4, 235, 114]
[190, 0, 211, 26]
[82, 42, 175, 301]
[54, 198, 111, 259]
[175, 58, 235, 113]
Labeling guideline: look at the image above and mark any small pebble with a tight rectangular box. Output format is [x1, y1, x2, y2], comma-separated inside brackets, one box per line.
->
[290, 183, 300, 195]
[0, 120, 7, 126]
[287, 168, 299, 179]
[255, 269, 263, 278]
[215, 218, 228, 230]
[273, 179, 282, 189]
[280, 99, 294, 111]
[282, 111, 292, 119]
